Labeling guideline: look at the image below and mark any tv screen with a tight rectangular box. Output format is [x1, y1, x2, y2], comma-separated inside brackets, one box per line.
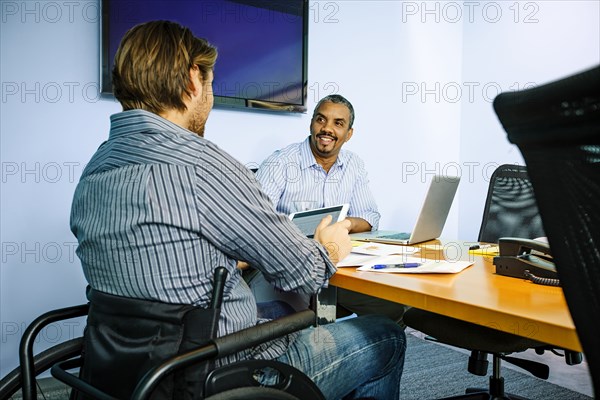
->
[102, 0, 308, 113]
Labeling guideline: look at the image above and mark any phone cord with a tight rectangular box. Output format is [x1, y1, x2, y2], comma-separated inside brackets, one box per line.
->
[524, 270, 560, 286]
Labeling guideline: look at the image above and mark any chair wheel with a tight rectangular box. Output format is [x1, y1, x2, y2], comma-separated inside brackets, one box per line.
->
[205, 386, 299, 400]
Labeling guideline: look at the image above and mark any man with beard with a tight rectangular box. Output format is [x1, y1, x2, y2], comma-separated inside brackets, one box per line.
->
[70, 21, 406, 399]
[257, 95, 378, 232]
[255, 95, 407, 325]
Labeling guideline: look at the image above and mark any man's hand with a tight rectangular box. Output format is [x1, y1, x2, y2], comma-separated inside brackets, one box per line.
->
[237, 261, 250, 270]
[313, 215, 352, 265]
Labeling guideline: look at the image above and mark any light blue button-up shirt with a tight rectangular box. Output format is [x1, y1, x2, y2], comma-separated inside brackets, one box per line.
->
[256, 137, 380, 230]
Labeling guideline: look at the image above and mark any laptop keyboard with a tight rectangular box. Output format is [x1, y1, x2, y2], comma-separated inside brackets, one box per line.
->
[379, 232, 411, 240]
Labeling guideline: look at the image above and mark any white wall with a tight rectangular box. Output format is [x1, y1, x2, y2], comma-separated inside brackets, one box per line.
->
[457, 0, 600, 239]
[1, 0, 598, 375]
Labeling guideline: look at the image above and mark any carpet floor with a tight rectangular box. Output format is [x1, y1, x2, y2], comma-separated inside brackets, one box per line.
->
[400, 333, 593, 399]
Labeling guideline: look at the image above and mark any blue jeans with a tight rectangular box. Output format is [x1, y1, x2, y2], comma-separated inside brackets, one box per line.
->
[256, 300, 297, 320]
[275, 314, 406, 400]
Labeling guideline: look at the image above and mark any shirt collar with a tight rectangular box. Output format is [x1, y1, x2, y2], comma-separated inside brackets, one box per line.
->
[109, 109, 193, 139]
[299, 136, 348, 171]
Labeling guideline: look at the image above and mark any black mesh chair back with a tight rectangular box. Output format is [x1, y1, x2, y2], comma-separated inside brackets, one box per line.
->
[494, 64, 600, 398]
[478, 164, 545, 243]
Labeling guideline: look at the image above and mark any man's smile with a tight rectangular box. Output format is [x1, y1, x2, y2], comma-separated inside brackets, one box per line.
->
[316, 133, 336, 145]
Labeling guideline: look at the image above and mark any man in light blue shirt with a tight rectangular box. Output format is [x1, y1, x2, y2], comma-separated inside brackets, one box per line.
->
[256, 94, 406, 324]
[256, 98, 379, 233]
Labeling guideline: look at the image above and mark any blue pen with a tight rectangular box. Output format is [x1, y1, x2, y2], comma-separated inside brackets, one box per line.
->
[371, 263, 421, 269]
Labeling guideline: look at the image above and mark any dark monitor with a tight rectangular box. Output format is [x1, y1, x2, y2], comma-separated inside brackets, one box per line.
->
[102, 0, 308, 113]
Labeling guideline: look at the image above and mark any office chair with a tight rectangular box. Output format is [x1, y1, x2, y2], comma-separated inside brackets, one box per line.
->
[0, 267, 324, 400]
[494, 64, 600, 399]
[403, 164, 562, 399]
[477, 164, 545, 243]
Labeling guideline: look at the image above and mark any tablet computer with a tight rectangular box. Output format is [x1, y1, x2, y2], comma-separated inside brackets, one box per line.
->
[289, 204, 349, 238]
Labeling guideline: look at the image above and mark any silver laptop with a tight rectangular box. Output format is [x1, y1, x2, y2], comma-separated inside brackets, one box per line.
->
[350, 175, 460, 245]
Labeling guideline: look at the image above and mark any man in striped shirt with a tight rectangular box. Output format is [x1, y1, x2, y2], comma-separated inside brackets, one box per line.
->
[256, 95, 408, 326]
[70, 21, 406, 399]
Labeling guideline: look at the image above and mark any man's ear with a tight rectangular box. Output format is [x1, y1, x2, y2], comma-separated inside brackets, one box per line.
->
[188, 66, 202, 98]
[346, 128, 354, 142]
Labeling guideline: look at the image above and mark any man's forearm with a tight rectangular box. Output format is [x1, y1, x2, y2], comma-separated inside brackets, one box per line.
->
[346, 217, 372, 234]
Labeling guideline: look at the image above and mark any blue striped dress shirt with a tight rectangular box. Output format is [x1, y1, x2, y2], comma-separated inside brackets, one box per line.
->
[70, 110, 336, 362]
[256, 137, 380, 229]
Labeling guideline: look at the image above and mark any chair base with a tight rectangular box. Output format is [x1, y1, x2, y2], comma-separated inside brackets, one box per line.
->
[434, 377, 529, 400]
[436, 389, 528, 400]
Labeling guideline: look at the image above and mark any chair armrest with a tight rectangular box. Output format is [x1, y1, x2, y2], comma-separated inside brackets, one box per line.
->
[131, 309, 316, 400]
[0, 337, 83, 400]
[214, 309, 315, 355]
[19, 304, 88, 400]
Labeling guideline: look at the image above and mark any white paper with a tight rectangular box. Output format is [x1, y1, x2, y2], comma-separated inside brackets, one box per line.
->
[355, 255, 473, 274]
[351, 242, 419, 256]
[338, 243, 418, 267]
[337, 253, 380, 267]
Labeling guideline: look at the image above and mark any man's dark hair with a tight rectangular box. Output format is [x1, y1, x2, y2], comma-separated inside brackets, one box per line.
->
[313, 94, 355, 128]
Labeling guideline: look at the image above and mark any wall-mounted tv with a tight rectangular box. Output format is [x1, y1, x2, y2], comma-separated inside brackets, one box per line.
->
[102, 0, 308, 113]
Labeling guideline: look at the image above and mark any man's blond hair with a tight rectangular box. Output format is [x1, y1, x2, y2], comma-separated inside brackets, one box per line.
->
[112, 20, 217, 114]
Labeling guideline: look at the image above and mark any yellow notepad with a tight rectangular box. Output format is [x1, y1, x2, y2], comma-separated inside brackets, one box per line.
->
[468, 245, 499, 256]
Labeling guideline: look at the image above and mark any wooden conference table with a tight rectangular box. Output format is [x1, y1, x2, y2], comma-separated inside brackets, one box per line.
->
[325, 239, 581, 353]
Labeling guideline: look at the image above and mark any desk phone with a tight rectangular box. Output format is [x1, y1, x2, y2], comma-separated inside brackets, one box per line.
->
[493, 237, 559, 286]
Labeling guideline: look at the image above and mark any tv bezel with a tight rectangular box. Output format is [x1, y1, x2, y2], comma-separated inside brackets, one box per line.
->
[100, 0, 309, 113]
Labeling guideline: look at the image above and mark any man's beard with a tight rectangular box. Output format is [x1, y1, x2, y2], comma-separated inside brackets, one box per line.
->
[313, 133, 336, 154]
[189, 106, 207, 137]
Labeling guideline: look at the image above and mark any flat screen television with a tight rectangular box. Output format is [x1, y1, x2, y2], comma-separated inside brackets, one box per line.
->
[101, 0, 308, 113]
